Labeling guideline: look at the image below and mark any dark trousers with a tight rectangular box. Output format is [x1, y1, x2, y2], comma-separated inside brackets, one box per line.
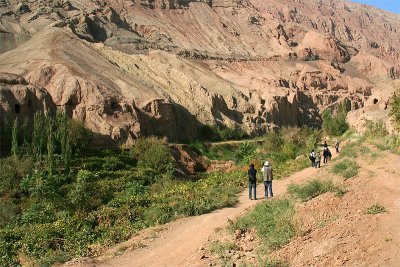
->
[323, 156, 328, 164]
[311, 159, 315, 167]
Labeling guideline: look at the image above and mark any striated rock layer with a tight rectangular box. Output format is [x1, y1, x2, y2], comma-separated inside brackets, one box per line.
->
[0, 0, 399, 145]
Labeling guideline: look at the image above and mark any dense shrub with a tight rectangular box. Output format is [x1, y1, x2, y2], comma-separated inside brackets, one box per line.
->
[264, 132, 284, 153]
[219, 126, 248, 141]
[131, 137, 174, 173]
[235, 142, 256, 164]
[0, 200, 19, 228]
[68, 120, 92, 153]
[0, 156, 33, 196]
[68, 170, 97, 211]
[322, 109, 349, 137]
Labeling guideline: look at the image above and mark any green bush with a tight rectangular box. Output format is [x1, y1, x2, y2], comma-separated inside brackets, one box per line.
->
[364, 204, 388, 215]
[232, 198, 297, 251]
[21, 202, 57, 225]
[235, 142, 256, 164]
[331, 159, 360, 179]
[264, 132, 284, 153]
[288, 179, 344, 201]
[68, 120, 92, 154]
[322, 109, 349, 137]
[219, 126, 248, 141]
[364, 120, 388, 138]
[0, 156, 33, 196]
[0, 200, 19, 228]
[68, 170, 97, 211]
[131, 138, 174, 173]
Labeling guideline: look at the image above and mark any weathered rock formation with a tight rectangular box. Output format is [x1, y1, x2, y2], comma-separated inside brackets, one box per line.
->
[0, 0, 399, 145]
[0, 73, 55, 122]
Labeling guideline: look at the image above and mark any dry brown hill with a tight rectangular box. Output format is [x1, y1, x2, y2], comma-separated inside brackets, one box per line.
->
[1, 0, 399, 144]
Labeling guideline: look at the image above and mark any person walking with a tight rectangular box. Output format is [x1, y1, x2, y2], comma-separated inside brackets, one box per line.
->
[335, 139, 340, 153]
[323, 147, 330, 164]
[261, 161, 273, 199]
[248, 164, 257, 200]
[315, 152, 321, 168]
[309, 150, 316, 167]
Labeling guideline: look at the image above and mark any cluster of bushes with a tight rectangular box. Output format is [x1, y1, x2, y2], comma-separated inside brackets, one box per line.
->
[0, 132, 248, 266]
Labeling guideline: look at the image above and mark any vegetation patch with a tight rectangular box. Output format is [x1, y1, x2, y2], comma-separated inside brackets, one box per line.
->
[331, 158, 360, 179]
[231, 198, 297, 251]
[322, 109, 349, 137]
[364, 204, 388, 215]
[288, 179, 345, 201]
[208, 241, 238, 262]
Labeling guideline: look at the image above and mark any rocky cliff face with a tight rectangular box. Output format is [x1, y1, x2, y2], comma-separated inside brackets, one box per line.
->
[0, 0, 398, 145]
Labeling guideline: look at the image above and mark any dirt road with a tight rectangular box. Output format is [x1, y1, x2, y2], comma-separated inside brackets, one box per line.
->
[92, 162, 323, 267]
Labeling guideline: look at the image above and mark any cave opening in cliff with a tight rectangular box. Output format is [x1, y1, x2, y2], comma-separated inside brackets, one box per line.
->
[15, 104, 21, 113]
[373, 99, 378, 104]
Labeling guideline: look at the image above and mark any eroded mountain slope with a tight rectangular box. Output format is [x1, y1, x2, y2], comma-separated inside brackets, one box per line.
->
[0, 0, 399, 144]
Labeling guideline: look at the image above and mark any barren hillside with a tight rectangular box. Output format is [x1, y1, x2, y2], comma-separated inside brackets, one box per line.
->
[1, 0, 399, 144]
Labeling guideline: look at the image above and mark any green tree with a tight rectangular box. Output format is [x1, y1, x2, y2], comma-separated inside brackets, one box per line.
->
[11, 118, 19, 157]
[68, 170, 95, 210]
[322, 109, 349, 137]
[32, 112, 46, 158]
[131, 137, 174, 173]
[390, 92, 400, 131]
[47, 118, 55, 175]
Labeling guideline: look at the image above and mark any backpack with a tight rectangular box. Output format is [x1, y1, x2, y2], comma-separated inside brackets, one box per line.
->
[248, 169, 256, 183]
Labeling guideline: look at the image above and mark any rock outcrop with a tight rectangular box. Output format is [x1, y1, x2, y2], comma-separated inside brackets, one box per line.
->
[0, 0, 399, 145]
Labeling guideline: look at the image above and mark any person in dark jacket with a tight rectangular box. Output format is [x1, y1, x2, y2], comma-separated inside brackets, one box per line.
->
[248, 164, 257, 200]
[323, 147, 331, 164]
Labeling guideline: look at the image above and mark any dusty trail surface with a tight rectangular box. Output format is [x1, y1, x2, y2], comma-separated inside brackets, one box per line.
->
[90, 162, 323, 267]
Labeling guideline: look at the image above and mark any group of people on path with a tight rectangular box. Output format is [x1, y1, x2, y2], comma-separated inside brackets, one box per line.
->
[247, 139, 341, 200]
[247, 161, 273, 200]
[309, 139, 340, 168]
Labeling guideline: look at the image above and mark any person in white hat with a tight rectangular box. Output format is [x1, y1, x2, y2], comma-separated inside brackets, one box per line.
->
[261, 161, 273, 199]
